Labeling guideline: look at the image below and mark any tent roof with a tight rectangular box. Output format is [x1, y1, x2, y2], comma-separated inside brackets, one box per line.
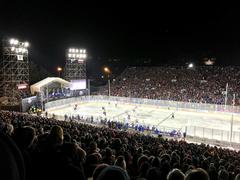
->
[30, 77, 69, 94]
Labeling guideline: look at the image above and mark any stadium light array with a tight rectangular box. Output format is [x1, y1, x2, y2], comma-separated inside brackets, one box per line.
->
[67, 48, 87, 60]
[9, 38, 29, 54]
[10, 38, 19, 45]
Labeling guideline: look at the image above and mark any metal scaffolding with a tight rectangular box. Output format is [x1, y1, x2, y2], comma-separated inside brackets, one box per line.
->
[0, 38, 30, 105]
[64, 48, 87, 81]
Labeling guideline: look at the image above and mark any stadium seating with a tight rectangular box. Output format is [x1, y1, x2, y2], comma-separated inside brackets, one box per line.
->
[1, 110, 240, 180]
[99, 66, 240, 105]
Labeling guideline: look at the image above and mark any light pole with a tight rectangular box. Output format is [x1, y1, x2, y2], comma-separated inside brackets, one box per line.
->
[57, 67, 62, 78]
[108, 79, 111, 97]
[103, 67, 111, 97]
[230, 93, 235, 143]
[224, 83, 228, 111]
[88, 79, 91, 97]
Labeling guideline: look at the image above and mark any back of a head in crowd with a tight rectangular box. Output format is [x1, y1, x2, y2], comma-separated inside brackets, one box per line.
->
[13, 126, 36, 149]
[167, 168, 185, 180]
[0, 132, 25, 180]
[0, 122, 14, 136]
[61, 142, 80, 162]
[137, 155, 149, 168]
[96, 165, 130, 180]
[114, 156, 126, 170]
[89, 141, 98, 153]
[185, 168, 209, 180]
[146, 167, 161, 180]
[105, 147, 113, 157]
[63, 132, 71, 143]
[5, 123, 14, 136]
[50, 125, 64, 144]
[93, 163, 109, 180]
[235, 174, 240, 180]
[151, 156, 161, 168]
[218, 169, 229, 180]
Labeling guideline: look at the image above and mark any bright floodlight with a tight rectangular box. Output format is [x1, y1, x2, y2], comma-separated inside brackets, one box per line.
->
[11, 47, 15, 51]
[24, 42, 29, 47]
[14, 39, 19, 45]
[22, 48, 27, 53]
[10, 39, 15, 44]
[67, 48, 87, 59]
[104, 67, 110, 73]
[188, 63, 194, 68]
[57, 67, 62, 71]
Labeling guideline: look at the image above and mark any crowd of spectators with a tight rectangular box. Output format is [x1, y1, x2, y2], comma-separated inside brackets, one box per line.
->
[99, 66, 240, 105]
[63, 114, 181, 138]
[1, 110, 240, 180]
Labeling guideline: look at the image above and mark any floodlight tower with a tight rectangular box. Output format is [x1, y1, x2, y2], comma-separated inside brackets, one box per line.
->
[64, 48, 87, 81]
[0, 38, 30, 104]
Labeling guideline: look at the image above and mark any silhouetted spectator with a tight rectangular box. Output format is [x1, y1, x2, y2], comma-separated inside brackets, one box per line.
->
[97, 165, 130, 180]
[167, 168, 185, 180]
[185, 168, 209, 180]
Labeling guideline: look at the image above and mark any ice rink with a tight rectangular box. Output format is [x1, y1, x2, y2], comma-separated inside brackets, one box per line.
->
[47, 100, 240, 143]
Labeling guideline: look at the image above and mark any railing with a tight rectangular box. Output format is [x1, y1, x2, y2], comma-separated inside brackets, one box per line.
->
[45, 95, 240, 146]
[45, 95, 240, 113]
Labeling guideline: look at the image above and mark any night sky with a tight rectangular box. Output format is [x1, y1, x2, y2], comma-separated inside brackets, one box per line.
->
[1, 1, 240, 76]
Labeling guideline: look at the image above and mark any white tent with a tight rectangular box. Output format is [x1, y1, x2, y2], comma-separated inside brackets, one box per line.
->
[30, 77, 70, 94]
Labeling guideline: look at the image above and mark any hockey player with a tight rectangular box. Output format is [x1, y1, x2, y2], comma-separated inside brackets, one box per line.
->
[74, 104, 77, 111]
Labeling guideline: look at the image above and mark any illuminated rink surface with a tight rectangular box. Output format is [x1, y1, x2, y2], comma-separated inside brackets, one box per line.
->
[47, 101, 240, 143]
